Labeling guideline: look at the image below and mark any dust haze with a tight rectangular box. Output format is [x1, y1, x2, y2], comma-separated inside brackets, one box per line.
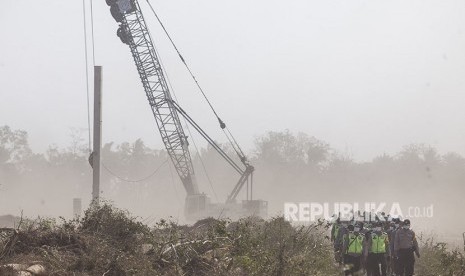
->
[0, 127, 464, 246]
[1, 0, 465, 251]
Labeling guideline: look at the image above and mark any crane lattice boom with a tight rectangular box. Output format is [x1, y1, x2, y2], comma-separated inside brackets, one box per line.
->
[104, 0, 267, 220]
[111, 0, 199, 195]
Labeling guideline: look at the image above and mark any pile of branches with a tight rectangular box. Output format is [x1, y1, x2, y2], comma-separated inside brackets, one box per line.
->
[0, 203, 338, 275]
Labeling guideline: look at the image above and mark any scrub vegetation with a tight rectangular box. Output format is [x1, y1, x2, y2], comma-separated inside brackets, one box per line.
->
[0, 203, 339, 275]
[1, 204, 464, 275]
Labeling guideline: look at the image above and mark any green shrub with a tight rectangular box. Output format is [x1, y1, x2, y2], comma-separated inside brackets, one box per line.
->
[416, 237, 465, 276]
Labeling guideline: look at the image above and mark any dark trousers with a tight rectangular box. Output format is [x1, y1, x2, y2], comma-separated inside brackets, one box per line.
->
[389, 256, 396, 275]
[334, 244, 342, 263]
[367, 253, 387, 276]
[397, 248, 415, 276]
[344, 254, 362, 275]
[334, 249, 342, 264]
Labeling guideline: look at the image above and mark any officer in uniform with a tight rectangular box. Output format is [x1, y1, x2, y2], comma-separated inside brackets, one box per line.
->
[365, 222, 389, 276]
[394, 219, 420, 276]
[342, 223, 365, 275]
[390, 218, 402, 274]
[334, 220, 349, 264]
[386, 220, 397, 275]
[331, 217, 341, 244]
[331, 218, 342, 263]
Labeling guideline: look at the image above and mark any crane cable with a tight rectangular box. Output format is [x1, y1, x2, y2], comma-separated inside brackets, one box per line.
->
[153, 45, 219, 202]
[145, 0, 248, 163]
[102, 158, 169, 183]
[89, 0, 96, 65]
[82, 0, 92, 154]
[82, 0, 97, 154]
[223, 129, 246, 162]
[145, 0, 219, 120]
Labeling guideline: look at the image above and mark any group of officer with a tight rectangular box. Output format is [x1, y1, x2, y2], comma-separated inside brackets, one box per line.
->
[331, 215, 420, 276]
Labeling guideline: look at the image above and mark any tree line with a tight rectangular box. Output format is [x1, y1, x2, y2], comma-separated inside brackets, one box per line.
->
[0, 125, 464, 241]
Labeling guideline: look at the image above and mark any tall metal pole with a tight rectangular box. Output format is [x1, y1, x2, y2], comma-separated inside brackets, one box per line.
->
[92, 66, 102, 204]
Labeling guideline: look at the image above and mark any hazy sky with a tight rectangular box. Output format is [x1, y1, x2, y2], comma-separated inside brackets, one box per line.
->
[1, 0, 465, 161]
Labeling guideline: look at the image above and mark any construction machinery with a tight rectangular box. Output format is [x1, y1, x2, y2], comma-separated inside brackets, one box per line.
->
[104, 0, 267, 221]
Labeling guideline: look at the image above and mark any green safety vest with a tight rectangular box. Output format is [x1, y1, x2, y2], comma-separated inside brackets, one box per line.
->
[347, 233, 364, 254]
[370, 233, 387, 253]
